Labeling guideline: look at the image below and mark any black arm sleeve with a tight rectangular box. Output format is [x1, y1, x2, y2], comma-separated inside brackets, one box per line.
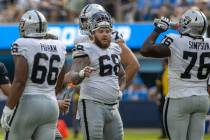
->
[0, 62, 10, 85]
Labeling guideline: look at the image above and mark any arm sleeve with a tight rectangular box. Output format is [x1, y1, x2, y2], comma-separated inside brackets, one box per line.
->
[0, 62, 10, 85]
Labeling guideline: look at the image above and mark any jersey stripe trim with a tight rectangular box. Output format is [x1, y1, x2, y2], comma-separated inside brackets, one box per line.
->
[82, 99, 90, 140]
[163, 98, 171, 140]
[5, 103, 19, 140]
[73, 54, 88, 59]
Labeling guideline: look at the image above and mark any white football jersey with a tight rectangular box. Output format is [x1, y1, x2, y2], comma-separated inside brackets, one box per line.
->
[12, 38, 66, 97]
[164, 33, 210, 98]
[72, 42, 122, 104]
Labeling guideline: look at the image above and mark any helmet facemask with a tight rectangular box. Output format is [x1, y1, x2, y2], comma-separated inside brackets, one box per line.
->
[88, 12, 112, 33]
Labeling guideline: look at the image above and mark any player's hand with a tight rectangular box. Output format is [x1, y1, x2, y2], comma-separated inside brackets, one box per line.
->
[154, 17, 170, 33]
[44, 33, 58, 40]
[79, 66, 96, 78]
[1, 106, 14, 132]
[58, 99, 71, 115]
[111, 30, 124, 43]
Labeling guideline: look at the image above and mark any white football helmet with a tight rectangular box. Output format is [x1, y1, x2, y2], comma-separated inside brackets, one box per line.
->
[79, 4, 106, 35]
[178, 9, 208, 37]
[19, 10, 47, 38]
[88, 11, 112, 33]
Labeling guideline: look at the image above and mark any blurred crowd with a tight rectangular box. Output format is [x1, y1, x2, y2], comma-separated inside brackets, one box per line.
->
[120, 71, 156, 102]
[122, 72, 160, 102]
[0, 0, 210, 23]
[122, 59, 168, 103]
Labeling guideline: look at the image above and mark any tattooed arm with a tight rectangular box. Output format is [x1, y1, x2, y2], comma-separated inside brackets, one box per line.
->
[64, 56, 94, 85]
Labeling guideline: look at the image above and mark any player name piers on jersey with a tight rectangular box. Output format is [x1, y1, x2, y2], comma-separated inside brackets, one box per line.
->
[40, 43, 58, 52]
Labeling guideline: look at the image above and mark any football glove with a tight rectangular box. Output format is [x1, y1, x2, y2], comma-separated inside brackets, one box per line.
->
[1, 106, 14, 132]
[44, 32, 58, 40]
[154, 17, 170, 33]
[111, 30, 124, 43]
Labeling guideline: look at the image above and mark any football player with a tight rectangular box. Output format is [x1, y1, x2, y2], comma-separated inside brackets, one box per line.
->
[65, 3, 139, 87]
[208, 79, 210, 95]
[68, 11, 125, 140]
[44, 32, 70, 140]
[0, 62, 11, 97]
[1, 10, 66, 140]
[140, 9, 210, 140]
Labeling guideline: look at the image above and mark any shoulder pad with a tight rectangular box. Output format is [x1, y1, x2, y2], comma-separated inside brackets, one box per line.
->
[161, 34, 174, 47]
[11, 38, 28, 57]
[110, 42, 121, 55]
[11, 43, 19, 54]
[72, 43, 89, 59]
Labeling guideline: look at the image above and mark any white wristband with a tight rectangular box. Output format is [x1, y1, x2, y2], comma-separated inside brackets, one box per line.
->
[3, 106, 13, 114]
[79, 69, 85, 79]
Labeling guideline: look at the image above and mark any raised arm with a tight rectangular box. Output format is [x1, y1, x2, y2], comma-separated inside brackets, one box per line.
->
[140, 32, 171, 58]
[140, 17, 171, 58]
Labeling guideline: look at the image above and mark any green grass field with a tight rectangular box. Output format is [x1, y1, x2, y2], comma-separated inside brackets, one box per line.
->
[64, 128, 210, 140]
[0, 128, 209, 140]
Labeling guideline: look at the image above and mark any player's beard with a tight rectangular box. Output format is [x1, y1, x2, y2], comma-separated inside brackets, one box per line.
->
[94, 35, 111, 49]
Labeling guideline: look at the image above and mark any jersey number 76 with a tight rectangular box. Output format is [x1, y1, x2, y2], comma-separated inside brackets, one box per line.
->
[180, 51, 210, 79]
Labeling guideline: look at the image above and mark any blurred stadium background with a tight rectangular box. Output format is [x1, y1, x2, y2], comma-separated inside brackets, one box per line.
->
[0, 0, 210, 139]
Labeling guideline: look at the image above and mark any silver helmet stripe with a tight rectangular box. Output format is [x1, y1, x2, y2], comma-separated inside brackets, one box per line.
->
[34, 10, 42, 33]
[199, 11, 206, 35]
[83, 4, 90, 15]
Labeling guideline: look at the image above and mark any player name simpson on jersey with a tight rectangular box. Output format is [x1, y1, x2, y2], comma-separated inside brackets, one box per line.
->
[40, 43, 58, 52]
[188, 41, 210, 50]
